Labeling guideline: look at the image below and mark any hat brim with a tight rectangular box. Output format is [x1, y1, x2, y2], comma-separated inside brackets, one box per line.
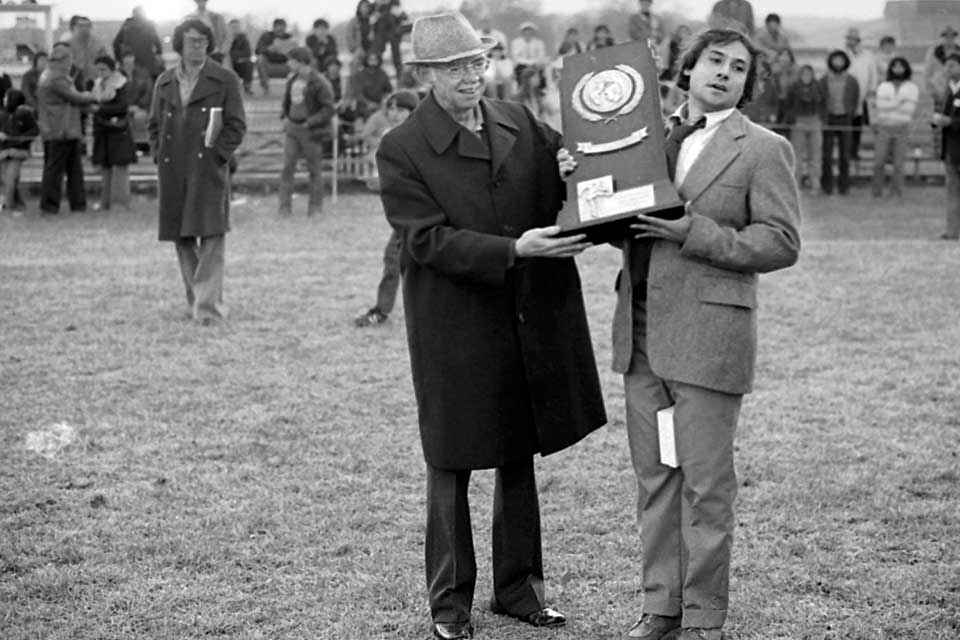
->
[405, 36, 498, 65]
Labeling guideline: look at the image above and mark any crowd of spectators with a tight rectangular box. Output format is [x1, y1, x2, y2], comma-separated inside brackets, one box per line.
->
[0, 0, 957, 216]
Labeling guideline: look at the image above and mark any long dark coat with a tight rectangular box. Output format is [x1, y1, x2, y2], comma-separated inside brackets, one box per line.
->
[148, 60, 246, 241]
[377, 94, 606, 470]
[92, 80, 137, 167]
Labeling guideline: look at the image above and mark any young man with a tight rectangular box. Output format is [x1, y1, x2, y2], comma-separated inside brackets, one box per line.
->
[609, 29, 800, 640]
[755, 13, 791, 61]
[305, 19, 339, 72]
[932, 52, 960, 240]
[255, 18, 294, 95]
[278, 46, 335, 216]
[148, 19, 246, 325]
[819, 50, 859, 195]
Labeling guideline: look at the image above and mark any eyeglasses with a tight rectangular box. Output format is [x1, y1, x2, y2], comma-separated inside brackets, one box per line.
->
[185, 36, 209, 48]
[438, 57, 490, 80]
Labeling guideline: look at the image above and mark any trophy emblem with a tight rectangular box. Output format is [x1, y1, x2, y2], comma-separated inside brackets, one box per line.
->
[572, 65, 644, 124]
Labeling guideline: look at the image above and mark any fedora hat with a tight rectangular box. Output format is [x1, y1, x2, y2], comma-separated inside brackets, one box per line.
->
[407, 12, 497, 65]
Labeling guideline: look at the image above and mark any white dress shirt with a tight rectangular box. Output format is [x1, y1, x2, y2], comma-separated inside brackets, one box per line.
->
[674, 106, 737, 187]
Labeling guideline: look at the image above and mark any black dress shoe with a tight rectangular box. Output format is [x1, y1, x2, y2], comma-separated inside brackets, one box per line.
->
[433, 621, 473, 639]
[490, 600, 566, 628]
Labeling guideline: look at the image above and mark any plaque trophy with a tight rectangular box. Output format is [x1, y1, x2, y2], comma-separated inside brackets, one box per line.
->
[556, 40, 683, 243]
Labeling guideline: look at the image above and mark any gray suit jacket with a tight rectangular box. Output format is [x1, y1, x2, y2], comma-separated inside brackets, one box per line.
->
[611, 109, 801, 395]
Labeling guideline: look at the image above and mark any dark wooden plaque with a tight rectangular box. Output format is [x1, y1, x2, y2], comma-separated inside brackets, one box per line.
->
[556, 40, 683, 243]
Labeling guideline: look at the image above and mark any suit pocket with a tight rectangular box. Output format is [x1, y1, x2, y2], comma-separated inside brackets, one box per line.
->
[697, 275, 757, 309]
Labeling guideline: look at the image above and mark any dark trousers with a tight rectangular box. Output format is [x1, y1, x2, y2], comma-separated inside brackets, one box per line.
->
[822, 115, 852, 194]
[426, 458, 545, 624]
[41, 139, 86, 213]
[374, 229, 401, 315]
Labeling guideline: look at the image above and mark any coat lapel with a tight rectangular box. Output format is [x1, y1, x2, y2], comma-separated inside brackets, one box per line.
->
[155, 72, 181, 109]
[679, 110, 746, 203]
[482, 100, 518, 179]
[187, 61, 222, 105]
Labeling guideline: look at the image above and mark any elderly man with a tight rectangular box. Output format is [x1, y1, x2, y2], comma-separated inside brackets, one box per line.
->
[376, 12, 606, 640]
[36, 44, 99, 214]
[148, 19, 246, 325]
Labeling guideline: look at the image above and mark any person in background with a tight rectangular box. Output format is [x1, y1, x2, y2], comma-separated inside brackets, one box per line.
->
[871, 56, 918, 198]
[541, 57, 563, 133]
[353, 89, 419, 327]
[227, 20, 254, 96]
[66, 15, 108, 91]
[708, 0, 755, 36]
[346, 0, 375, 72]
[120, 50, 153, 112]
[512, 65, 548, 121]
[875, 36, 897, 84]
[819, 49, 859, 195]
[661, 25, 692, 80]
[771, 48, 797, 134]
[347, 51, 394, 120]
[742, 53, 778, 128]
[587, 24, 616, 51]
[924, 26, 960, 111]
[755, 13, 790, 61]
[483, 42, 514, 100]
[278, 47, 335, 217]
[36, 45, 99, 214]
[557, 27, 583, 56]
[306, 19, 339, 73]
[475, 16, 507, 50]
[629, 0, 664, 48]
[90, 55, 137, 211]
[377, 14, 605, 639]
[783, 63, 825, 190]
[0, 74, 11, 102]
[148, 19, 246, 325]
[112, 6, 165, 82]
[184, 0, 229, 63]
[324, 57, 345, 103]
[933, 52, 960, 240]
[511, 22, 546, 84]
[255, 18, 295, 96]
[0, 89, 38, 215]
[844, 27, 877, 160]
[371, 0, 411, 80]
[20, 51, 48, 109]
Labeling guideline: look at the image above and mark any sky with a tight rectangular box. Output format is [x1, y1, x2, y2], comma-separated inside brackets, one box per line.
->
[25, 0, 889, 30]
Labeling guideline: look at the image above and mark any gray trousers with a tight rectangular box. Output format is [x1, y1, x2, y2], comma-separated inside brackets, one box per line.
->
[426, 458, 545, 624]
[175, 234, 227, 321]
[279, 121, 325, 214]
[623, 295, 742, 630]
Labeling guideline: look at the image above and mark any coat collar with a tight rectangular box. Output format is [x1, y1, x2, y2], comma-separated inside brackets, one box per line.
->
[678, 109, 747, 203]
[415, 93, 519, 176]
[156, 60, 226, 107]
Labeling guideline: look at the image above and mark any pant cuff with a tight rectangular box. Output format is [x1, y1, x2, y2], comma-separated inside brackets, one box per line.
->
[681, 608, 726, 629]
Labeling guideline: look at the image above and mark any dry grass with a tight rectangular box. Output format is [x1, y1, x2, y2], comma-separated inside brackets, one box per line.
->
[1, 184, 958, 640]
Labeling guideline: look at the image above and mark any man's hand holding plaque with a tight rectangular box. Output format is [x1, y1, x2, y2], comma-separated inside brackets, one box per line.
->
[556, 40, 684, 244]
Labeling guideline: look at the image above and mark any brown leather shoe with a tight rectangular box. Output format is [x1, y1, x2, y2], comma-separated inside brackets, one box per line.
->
[677, 628, 723, 640]
[433, 621, 473, 639]
[623, 613, 682, 639]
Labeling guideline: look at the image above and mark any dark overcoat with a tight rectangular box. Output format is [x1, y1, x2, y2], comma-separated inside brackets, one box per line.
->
[92, 81, 137, 168]
[148, 60, 246, 241]
[377, 94, 606, 470]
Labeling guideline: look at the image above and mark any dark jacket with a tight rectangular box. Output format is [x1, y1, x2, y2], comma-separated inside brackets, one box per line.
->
[282, 70, 335, 138]
[112, 16, 164, 77]
[818, 72, 860, 118]
[941, 84, 960, 163]
[0, 90, 38, 154]
[20, 68, 41, 108]
[92, 77, 137, 167]
[36, 69, 93, 141]
[376, 94, 606, 470]
[305, 33, 338, 71]
[229, 33, 252, 65]
[148, 60, 246, 240]
[348, 65, 393, 114]
[255, 31, 293, 64]
[782, 79, 826, 123]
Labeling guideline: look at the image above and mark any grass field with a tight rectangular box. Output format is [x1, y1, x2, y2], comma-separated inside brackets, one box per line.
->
[1, 185, 959, 640]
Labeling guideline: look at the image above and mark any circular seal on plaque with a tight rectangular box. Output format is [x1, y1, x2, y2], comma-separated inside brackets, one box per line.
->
[572, 64, 644, 123]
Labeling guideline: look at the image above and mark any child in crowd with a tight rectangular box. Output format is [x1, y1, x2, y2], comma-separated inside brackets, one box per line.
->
[0, 89, 39, 215]
[354, 90, 419, 327]
[872, 56, 918, 197]
[783, 64, 826, 190]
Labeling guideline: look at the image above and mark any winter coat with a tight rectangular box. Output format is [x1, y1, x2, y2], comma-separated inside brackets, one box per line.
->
[377, 94, 606, 470]
[92, 72, 137, 167]
[281, 70, 335, 140]
[148, 60, 246, 240]
[36, 69, 92, 141]
[0, 90, 38, 158]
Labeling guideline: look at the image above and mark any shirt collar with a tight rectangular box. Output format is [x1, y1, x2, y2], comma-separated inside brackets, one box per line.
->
[950, 79, 960, 95]
[176, 59, 205, 83]
[670, 103, 736, 130]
